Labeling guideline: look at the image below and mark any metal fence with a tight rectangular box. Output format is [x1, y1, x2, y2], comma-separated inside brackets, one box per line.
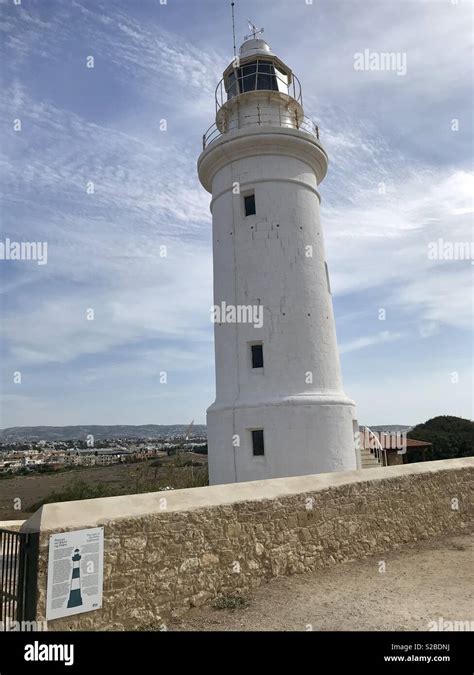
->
[203, 108, 320, 150]
[0, 528, 39, 629]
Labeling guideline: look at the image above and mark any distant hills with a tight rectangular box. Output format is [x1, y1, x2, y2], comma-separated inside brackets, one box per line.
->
[0, 425, 207, 442]
[0, 423, 411, 442]
[363, 425, 411, 433]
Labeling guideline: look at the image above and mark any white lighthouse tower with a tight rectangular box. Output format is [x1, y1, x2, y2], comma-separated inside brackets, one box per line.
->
[198, 34, 358, 485]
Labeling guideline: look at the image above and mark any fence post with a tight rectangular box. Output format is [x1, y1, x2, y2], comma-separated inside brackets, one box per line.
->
[15, 533, 27, 623]
[23, 531, 39, 622]
[1, 529, 39, 627]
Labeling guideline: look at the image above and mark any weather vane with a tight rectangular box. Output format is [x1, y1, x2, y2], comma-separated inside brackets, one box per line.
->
[245, 19, 264, 41]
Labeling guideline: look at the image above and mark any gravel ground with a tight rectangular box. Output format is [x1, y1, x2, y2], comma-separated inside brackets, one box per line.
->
[171, 533, 473, 632]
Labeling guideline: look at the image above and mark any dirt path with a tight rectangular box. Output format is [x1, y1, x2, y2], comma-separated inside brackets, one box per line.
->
[171, 533, 474, 631]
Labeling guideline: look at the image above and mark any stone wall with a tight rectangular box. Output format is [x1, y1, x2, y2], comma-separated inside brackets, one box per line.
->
[23, 458, 473, 630]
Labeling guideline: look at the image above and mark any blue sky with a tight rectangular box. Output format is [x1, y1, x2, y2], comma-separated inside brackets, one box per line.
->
[0, 0, 472, 428]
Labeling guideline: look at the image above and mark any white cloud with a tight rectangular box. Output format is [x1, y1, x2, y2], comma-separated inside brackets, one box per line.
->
[319, 122, 473, 332]
[339, 330, 403, 355]
[351, 360, 473, 427]
[2, 241, 213, 365]
[292, 0, 473, 101]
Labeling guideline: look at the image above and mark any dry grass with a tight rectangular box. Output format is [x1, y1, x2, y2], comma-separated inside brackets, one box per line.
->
[0, 453, 208, 519]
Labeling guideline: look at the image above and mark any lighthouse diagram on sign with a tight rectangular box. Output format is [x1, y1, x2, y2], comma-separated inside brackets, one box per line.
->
[66, 547, 83, 608]
[198, 31, 358, 485]
[46, 528, 104, 621]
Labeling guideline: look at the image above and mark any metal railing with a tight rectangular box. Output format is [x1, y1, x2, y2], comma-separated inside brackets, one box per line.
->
[202, 105, 320, 150]
[362, 426, 388, 467]
[0, 528, 39, 629]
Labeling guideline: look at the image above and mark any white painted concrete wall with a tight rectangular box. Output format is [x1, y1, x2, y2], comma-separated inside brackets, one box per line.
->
[198, 50, 357, 485]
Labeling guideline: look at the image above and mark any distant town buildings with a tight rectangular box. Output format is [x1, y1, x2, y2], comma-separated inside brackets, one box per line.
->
[0, 427, 434, 476]
[0, 435, 208, 475]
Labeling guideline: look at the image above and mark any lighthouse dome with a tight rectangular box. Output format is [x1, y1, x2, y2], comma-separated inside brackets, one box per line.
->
[239, 38, 273, 57]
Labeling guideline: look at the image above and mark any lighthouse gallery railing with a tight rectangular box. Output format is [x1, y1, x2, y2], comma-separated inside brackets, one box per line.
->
[202, 107, 320, 150]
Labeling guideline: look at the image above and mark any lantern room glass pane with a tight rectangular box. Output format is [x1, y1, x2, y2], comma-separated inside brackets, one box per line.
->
[225, 59, 291, 100]
[257, 60, 274, 73]
[226, 70, 238, 99]
[275, 65, 290, 93]
[257, 71, 278, 91]
[240, 62, 257, 92]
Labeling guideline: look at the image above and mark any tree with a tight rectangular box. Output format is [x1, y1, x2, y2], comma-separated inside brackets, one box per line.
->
[407, 416, 473, 463]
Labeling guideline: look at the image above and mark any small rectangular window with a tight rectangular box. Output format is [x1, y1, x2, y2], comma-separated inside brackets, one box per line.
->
[252, 429, 265, 456]
[325, 261, 331, 294]
[251, 344, 263, 369]
[244, 193, 256, 217]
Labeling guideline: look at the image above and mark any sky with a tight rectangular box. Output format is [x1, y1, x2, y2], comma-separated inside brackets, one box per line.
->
[0, 0, 472, 428]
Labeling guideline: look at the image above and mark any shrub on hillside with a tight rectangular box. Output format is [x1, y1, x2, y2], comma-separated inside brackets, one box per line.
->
[27, 463, 209, 512]
[407, 415, 473, 462]
[28, 480, 115, 511]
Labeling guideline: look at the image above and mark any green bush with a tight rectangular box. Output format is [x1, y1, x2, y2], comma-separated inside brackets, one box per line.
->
[192, 446, 208, 455]
[29, 480, 115, 511]
[407, 416, 473, 462]
[212, 594, 249, 610]
[27, 463, 209, 512]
